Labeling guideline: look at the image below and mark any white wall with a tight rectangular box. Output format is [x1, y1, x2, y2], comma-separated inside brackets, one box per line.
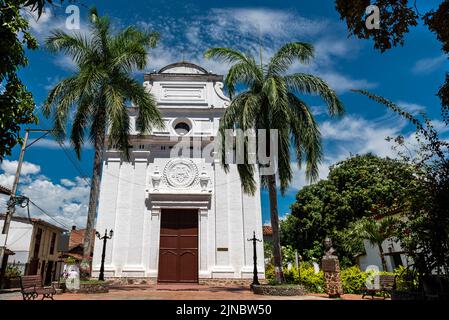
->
[0, 219, 33, 265]
[358, 238, 410, 272]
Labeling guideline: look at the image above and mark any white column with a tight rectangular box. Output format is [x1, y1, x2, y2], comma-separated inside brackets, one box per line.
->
[111, 161, 134, 276]
[147, 208, 161, 278]
[93, 158, 120, 277]
[228, 166, 245, 277]
[198, 208, 209, 277]
[123, 154, 148, 277]
[210, 164, 235, 278]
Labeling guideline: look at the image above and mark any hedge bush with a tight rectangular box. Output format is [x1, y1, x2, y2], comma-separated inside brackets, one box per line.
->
[340, 265, 367, 294]
[265, 263, 416, 294]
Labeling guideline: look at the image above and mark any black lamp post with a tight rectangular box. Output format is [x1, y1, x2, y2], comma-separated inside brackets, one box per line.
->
[96, 229, 113, 281]
[247, 231, 262, 288]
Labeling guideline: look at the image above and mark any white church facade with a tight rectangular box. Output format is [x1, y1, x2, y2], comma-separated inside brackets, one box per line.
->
[92, 62, 265, 283]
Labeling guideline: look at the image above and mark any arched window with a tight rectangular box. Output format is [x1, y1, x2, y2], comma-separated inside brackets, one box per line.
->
[174, 122, 191, 136]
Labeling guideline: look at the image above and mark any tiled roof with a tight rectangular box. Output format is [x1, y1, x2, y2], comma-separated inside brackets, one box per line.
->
[263, 225, 273, 236]
[0, 213, 66, 232]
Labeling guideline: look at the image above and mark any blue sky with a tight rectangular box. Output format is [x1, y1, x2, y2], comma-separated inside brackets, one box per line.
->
[0, 0, 448, 229]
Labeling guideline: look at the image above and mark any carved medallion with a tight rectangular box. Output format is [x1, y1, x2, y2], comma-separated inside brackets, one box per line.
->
[163, 159, 198, 189]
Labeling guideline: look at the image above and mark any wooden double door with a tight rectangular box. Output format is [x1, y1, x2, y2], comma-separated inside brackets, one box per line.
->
[158, 209, 198, 283]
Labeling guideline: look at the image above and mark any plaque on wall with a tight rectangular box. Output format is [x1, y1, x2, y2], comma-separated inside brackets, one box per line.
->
[322, 258, 338, 272]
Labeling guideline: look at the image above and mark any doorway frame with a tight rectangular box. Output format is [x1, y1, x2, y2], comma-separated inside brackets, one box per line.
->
[157, 208, 199, 283]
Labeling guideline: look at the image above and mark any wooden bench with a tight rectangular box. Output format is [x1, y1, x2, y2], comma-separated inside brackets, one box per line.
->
[20, 275, 56, 300]
[362, 274, 397, 299]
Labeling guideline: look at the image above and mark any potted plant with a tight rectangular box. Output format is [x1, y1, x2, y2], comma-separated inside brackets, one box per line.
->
[3, 265, 22, 289]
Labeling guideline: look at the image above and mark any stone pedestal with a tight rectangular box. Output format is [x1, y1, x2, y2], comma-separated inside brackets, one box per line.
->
[322, 256, 343, 298]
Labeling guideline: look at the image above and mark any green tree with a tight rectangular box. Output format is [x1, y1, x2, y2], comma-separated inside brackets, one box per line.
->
[0, 0, 40, 160]
[204, 42, 344, 283]
[283, 154, 420, 265]
[335, 0, 449, 124]
[44, 8, 163, 269]
[345, 216, 399, 271]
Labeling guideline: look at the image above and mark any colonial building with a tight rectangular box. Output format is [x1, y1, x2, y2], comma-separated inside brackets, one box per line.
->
[0, 214, 66, 285]
[92, 62, 264, 283]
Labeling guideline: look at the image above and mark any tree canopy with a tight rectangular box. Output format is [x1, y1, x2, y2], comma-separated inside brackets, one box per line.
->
[355, 90, 449, 276]
[0, 0, 39, 161]
[281, 153, 421, 265]
[335, 0, 449, 124]
[205, 42, 343, 283]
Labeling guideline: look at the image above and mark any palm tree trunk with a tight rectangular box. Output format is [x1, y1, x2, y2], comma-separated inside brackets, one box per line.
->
[268, 174, 284, 283]
[378, 244, 388, 271]
[82, 109, 106, 275]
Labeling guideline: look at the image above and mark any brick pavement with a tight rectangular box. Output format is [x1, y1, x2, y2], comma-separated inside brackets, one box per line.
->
[0, 285, 379, 300]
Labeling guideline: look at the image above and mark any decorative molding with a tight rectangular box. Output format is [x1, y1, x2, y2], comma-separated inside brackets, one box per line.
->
[214, 82, 230, 102]
[145, 73, 223, 83]
[143, 81, 153, 93]
[159, 83, 207, 104]
[199, 208, 209, 217]
[199, 166, 211, 192]
[148, 193, 211, 211]
[151, 166, 162, 191]
[163, 158, 199, 189]
[131, 150, 151, 164]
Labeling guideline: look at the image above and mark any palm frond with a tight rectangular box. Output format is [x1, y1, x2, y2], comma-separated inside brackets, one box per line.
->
[268, 42, 314, 75]
[110, 27, 160, 72]
[46, 30, 95, 67]
[204, 47, 251, 64]
[225, 62, 261, 98]
[285, 73, 344, 116]
[70, 95, 93, 158]
[205, 48, 262, 98]
[288, 93, 322, 182]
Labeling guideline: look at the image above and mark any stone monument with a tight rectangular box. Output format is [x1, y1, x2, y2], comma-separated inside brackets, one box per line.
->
[321, 237, 343, 298]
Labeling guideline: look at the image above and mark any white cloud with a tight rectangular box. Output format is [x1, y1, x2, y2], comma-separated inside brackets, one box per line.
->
[320, 113, 408, 157]
[287, 111, 416, 191]
[316, 71, 377, 93]
[0, 160, 41, 177]
[289, 161, 332, 191]
[397, 101, 426, 115]
[209, 8, 327, 39]
[412, 55, 447, 74]
[25, 6, 89, 39]
[139, 7, 374, 93]
[22, 138, 93, 150]
[24, 6, 89, 71]
[53, 55, 78, 72]
[0, 160, 90, 229]
[263, 211, 289, 226]
[60, 178, 76, 187]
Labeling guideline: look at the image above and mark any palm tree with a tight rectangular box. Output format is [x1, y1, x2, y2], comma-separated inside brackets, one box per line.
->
[205, 43, 344, 283]
[347, 216, 399, 271]
[44, 8, 163, 272]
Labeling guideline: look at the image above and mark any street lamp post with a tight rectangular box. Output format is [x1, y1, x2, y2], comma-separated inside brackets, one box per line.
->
[96, 229, 113, 281]
[247, 231, 262, 288]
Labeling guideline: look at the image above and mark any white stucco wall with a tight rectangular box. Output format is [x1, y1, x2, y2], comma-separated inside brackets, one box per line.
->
[0, 219, 33, 265]
[358, 238, 410, 272]
[92, 63, 265, 280]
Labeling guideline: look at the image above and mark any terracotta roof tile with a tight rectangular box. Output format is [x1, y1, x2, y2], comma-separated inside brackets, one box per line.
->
[69, 229, 96, 250]
[263, 225, 272, 236]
